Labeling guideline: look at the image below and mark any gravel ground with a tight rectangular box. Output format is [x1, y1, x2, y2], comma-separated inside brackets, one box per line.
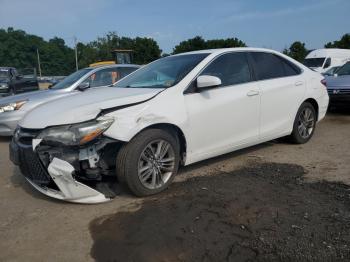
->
[0, 110, 350, 261]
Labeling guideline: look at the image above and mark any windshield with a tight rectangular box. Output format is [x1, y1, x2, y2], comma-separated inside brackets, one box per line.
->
[323, 66, 340, 76]
[51, 68, 92, 90]
[336, 62, 350, 76]
[0, 69, 9, 79]
[115, 53, 209, 89]
[303, 58, 325, 68]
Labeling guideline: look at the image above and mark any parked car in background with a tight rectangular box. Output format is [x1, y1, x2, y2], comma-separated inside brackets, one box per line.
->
[322, 66, 340, 76]
[10, 48, 329, 203]
[0, 67, 39, 97]
[0, 64, 140, 136]
[303, 49, 350, 73]
[326, 62, 350, 107]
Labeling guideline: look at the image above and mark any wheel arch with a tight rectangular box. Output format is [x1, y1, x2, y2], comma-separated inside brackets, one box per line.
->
[303, 98, 319, 120]
[131, 123, 187, 165]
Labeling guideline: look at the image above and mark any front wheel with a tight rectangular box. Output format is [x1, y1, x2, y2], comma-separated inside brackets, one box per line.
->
[116, 128, 180, 196]
[289, 102, 317, 144]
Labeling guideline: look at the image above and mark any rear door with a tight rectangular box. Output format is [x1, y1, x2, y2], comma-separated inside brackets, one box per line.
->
[249, 52, 305, 140]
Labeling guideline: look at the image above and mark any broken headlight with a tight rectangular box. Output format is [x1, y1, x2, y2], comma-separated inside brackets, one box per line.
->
[37, 116, 114, 146]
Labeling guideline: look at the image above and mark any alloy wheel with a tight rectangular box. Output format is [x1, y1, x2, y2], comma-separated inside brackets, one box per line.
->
[138, 139, 176, 190]
[297, 107, 315, 139]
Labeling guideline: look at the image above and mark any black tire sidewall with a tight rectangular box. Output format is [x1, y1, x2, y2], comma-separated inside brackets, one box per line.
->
[123, 128, 180, 196]
[291, 102, 316, 144]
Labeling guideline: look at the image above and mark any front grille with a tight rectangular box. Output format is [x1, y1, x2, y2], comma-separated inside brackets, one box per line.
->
[15, 127, 52, 185]
[15, 127, 41, 145]
[18, 147, 52, 185]
[328, 89, 350, 95]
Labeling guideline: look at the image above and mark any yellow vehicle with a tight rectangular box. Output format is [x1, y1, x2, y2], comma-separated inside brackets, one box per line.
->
[89, 49, 134, 67]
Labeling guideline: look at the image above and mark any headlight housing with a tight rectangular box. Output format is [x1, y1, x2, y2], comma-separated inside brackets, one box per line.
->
[37, 116, 114, 146]
[0, 100, 27, 113]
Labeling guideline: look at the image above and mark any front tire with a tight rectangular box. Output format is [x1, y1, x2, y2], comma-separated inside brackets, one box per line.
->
[289, 102, 317, 144]
[116, 128, 180, 197]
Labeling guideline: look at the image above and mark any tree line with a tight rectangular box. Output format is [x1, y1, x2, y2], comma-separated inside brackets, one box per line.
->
[0, 27, 349, 76]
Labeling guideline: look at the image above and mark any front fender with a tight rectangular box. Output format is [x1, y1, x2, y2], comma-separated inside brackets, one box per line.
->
[102, 90, 189, 143]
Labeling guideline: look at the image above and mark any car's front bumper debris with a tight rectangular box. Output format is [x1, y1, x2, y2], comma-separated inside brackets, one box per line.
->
[10, 127, 119, 204]
[44, 158, 110, 203]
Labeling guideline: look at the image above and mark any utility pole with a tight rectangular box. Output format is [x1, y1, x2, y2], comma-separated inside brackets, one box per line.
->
[74, 36, 78, 71]
[36, 48, 42, 77]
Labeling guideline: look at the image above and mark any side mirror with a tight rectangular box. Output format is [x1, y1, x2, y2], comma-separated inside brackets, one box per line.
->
[196, 75, 222, 90]
[77, 82, 90, 91]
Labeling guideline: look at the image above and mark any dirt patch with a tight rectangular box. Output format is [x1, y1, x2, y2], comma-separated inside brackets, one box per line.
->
[89, 163, 350, 262]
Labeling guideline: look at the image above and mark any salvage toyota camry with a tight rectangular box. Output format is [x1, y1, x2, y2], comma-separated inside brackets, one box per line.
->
[10, 48, 329, 203]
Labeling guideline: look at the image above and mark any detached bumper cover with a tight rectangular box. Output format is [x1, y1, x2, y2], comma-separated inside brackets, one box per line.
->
[44, 158, 109, 203]
[10, 137, 111, 204]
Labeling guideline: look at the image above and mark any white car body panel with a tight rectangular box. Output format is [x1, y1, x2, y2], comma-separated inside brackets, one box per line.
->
[20, 87, 161, 128]
[183, 81, 260, 163]
[258, 75, 305, 141]
[16, 48, 329, 203]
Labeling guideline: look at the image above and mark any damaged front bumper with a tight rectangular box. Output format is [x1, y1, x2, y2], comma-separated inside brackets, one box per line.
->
[10, 128, 120, 204]
[31, 158, 109, 203]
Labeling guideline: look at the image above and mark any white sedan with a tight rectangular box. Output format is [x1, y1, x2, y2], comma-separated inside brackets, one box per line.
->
[10, 48, 329, 203]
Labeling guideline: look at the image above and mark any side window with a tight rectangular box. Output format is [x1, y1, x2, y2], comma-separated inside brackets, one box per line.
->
[251, 52, 301, 80]
[279, 57, 301, 77]
[200, 52, 251, 87]
[83, 68, 121, 88]
[250, 52, 285, 80]
[323, 58, 331, 69]
[119, 67, 138, 79]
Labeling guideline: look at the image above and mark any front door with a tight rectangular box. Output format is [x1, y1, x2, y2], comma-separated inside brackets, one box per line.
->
[184, 52, 260, 162]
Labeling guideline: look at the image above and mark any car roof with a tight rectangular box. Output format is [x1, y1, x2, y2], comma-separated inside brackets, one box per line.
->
[87, 64, 140, 70]
[173, 47, 282, 56]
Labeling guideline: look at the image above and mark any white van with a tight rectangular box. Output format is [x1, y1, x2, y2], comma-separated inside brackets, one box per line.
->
[303, 49, 350, 73]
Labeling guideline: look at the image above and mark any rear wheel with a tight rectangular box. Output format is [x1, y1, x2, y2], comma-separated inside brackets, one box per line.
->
[116, 128, 180, 196]
[289, 102, 317, 144]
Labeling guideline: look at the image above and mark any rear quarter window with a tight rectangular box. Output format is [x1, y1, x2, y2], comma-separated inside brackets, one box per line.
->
[250, 52, 301, 80]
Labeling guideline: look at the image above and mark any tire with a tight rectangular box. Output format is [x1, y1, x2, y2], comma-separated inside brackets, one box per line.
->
[289, 102, 317, 144]
[116, 128, 180, 197]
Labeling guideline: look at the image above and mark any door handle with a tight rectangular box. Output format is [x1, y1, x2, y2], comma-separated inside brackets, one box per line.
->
[295, 81, 304, 86]
[247, 90, 259, 97]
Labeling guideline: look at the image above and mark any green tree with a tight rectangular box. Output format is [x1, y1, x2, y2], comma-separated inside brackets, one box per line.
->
[173, 36, 206, 54]
[173, 36, 246, 54]
[0, 28, 162, 75]
[0, 27, 75, 75]
[283, 41, 308, 62]
[77, 32, 161, 67]
[325, 34, 350, 49]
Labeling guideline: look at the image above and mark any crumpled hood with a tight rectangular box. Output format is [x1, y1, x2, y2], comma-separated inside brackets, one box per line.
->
[20, 87, 162, 129]
[326, 75, 350, 89]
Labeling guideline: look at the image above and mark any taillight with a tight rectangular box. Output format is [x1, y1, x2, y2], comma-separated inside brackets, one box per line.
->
[321, 78, 327, 87]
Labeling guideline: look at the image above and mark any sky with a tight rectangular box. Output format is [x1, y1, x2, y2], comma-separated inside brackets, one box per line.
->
[0, 0, 349, 53]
